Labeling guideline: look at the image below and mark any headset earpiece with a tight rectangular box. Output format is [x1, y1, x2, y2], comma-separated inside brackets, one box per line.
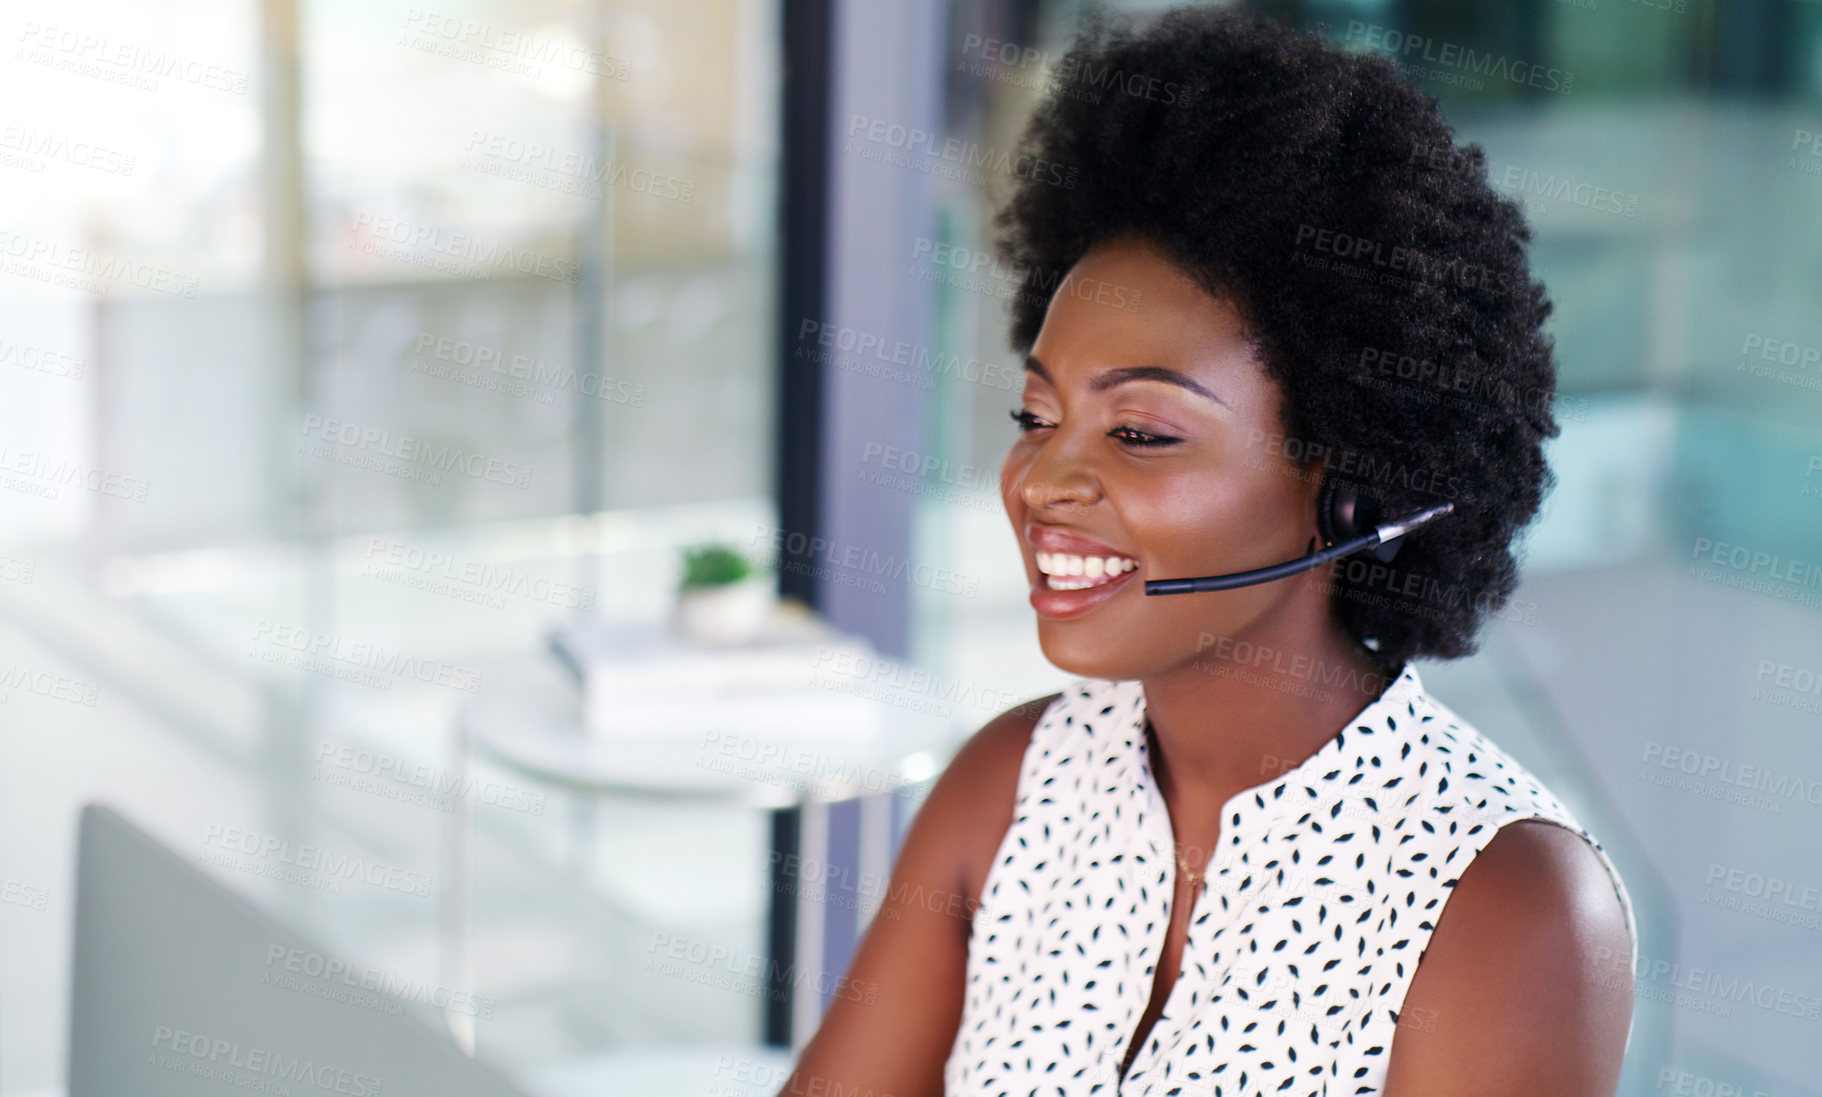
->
[1320, 477, 1403, 561]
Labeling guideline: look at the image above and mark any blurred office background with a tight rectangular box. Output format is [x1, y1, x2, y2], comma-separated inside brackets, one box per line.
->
[2, 0, 1820, 1094]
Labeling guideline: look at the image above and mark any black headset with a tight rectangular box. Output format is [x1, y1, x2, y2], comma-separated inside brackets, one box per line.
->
[1144, 478, 1453, 595]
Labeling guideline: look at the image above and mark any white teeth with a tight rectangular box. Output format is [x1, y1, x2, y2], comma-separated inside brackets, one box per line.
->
[1035, 552, 1138, 590]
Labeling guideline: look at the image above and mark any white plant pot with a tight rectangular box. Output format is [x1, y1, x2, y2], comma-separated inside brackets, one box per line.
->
[673, 575, 774, 646]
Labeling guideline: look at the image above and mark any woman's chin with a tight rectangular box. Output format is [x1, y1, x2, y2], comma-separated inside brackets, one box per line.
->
[1036, 626, 1152, 681]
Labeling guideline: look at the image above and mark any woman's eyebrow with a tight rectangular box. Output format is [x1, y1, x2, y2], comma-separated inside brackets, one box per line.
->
[1024, 354, 1228, 408]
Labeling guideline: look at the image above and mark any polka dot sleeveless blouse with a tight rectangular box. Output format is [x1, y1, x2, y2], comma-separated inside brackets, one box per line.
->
[943, 663, 1638, 1097]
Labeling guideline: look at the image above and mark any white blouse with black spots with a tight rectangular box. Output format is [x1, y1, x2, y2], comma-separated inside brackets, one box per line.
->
[942, 662, 1638, 1097]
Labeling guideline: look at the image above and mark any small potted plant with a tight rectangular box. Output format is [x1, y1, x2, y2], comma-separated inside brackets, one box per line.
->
[674, 542, 774, 645]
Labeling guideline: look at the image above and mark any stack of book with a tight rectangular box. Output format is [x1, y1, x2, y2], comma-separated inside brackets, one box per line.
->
[546, 604, 885, 740]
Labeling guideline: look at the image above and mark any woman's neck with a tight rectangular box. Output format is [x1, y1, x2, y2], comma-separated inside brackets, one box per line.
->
[1139, 620, 1395, 825]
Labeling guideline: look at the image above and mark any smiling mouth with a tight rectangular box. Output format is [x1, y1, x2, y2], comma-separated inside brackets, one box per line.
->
[1035, 551, 1140, 591]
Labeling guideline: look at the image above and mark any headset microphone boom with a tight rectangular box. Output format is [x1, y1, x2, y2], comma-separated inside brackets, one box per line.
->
[1144, 479, 1454, 596]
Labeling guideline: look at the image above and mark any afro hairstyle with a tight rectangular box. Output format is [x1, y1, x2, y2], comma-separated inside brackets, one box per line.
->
[992, 4, 1564, 671]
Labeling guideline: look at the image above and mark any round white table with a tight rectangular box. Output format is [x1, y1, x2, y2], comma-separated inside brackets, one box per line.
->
[439, 645, 962, 1053]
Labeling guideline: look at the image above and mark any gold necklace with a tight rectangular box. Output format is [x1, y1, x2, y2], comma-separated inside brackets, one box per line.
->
[1145, 719, 1209, 891]
[1175, 845, 1205, 890]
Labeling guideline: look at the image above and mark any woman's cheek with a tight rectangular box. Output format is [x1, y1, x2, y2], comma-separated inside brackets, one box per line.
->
[1140, 481, 1244, 567]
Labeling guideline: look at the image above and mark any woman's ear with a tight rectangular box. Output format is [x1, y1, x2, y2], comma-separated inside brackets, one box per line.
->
[1302, 459, 1330, 546]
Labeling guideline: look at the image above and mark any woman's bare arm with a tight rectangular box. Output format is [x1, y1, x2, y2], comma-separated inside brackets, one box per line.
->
[774, 693, 1060, 1097]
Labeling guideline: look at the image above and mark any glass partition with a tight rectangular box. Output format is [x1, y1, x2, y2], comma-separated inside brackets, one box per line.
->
[0, 0, 781, 1088]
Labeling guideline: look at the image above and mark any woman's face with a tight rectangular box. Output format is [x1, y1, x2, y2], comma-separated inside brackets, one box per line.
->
[1001, 234, 1330, 681]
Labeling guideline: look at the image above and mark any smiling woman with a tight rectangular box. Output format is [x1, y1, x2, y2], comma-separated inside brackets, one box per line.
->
[1002, 236, 1380, 688]
[778, 7, 1637, 1097]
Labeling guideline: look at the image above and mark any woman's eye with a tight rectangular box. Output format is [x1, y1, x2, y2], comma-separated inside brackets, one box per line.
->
[1109, 424, 1181, 448]
[1008, 409, 1180, 448]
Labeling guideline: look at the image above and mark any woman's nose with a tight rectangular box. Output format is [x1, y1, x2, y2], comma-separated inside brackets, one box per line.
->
[1018, 438, 1100, 509]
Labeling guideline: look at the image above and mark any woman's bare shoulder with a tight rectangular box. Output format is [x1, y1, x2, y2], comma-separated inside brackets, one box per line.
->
[776, 691, 1068, 1097]
[949, 692, 1061, 783]
[930, 691, 1065, 907]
